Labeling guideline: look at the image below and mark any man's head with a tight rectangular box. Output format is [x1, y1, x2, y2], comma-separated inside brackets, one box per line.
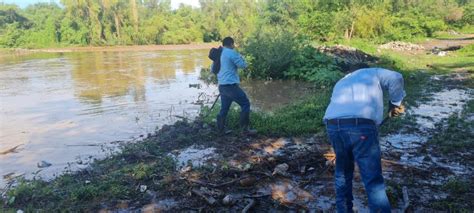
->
[346, 63, 370, 73]
[222, 37, 235, 49]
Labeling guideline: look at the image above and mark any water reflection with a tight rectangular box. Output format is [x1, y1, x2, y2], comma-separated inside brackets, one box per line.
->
[69, 51, 204, 103]
[241, 80, 315, 111]
[0, 49, 315, 188]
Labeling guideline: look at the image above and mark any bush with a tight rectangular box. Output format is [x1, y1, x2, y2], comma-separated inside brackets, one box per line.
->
[285, 46, 343, 86]
[241, 27, 300, 79]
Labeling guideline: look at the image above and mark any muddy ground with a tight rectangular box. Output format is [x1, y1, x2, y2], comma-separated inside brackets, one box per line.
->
[1, 38, 473, 212]
[107, 73, 473, 212]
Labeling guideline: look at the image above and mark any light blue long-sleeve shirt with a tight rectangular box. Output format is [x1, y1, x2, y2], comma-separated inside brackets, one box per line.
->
[323, 68, 406, 125]
[216, 47, 247, 85]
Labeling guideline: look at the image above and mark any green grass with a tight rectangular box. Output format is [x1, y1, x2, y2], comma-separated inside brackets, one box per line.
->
[201, 89, 332, 136]
[3, 134, 178, 211]
[2, 37, 473, 211]
[429, 99, 474, 153]
[430, 178, 473, 211]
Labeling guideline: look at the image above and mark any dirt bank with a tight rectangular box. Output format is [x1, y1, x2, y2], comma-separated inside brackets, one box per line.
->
[6, 43, 218, 54]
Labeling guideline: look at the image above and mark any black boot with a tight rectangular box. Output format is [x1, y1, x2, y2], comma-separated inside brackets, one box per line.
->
[239, 111, 257, 136]
[216, 115, 232, 135]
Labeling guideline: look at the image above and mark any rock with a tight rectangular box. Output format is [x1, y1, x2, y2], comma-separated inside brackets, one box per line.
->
[17, 210, 24, 213]
[222, 194, 237, 206]
[85, 180, 91, 184]
[300, 165, 306, 174]
[180, 166, 192, 174]
[272, 163, 290, 176]
[379, 41, 425, 51]
[239, 176, 257, 187]
[37, 160, 52, 168]
[140, 185, 147, 192]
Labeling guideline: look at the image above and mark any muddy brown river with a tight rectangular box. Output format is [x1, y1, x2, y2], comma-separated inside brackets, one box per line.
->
[0, 49, 313, 187]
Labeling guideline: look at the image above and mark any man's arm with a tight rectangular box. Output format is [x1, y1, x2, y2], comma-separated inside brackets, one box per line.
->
[377, 68, 406, 105]
[232, 51, 247, 69]
[377, 68, 406, 117]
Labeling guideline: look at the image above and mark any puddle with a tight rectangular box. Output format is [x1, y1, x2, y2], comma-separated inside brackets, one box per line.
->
[409, 89, 470, 130]
[169, 145, 217, 169]
[380, 87, 472, 174]
[381, 133, 427, 150]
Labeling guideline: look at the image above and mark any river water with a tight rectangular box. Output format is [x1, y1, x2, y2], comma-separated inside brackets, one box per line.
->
[0, 49, 313, 187]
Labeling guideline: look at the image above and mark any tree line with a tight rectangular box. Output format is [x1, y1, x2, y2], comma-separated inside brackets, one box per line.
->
[0, 0, 472, 48]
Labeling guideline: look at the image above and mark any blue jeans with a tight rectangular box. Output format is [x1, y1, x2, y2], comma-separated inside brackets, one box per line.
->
[218, 84, 250, 120]
[326, 122, 391, 213]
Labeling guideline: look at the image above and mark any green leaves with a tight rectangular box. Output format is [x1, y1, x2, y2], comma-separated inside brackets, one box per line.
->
[242, 27, 300, 79]
[285, 46, 343, 86]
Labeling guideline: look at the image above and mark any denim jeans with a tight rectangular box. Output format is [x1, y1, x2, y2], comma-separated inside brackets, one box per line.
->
[218, 84, 250, 119]
[326, 122, 391, 213]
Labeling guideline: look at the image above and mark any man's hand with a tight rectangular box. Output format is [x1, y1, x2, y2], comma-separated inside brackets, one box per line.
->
[388, 102, 405, 117]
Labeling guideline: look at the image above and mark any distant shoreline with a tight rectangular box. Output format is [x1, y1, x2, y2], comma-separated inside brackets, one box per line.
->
[3, 43, 218, 54]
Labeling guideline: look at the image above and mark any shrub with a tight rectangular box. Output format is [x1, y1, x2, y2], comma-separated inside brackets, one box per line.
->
[241, 27, 300, 79]
[285, 46, 343, 86]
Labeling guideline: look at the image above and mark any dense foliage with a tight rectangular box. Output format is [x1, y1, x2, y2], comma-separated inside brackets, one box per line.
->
[0, 0, 472, 48]
[285, 46, 343, 85]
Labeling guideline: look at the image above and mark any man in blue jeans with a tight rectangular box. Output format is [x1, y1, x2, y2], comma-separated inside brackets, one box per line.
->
[323, 64, 406, 212]
[214, 37, 257, 135]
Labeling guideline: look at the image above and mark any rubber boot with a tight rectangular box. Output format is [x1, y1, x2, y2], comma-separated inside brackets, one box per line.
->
[216, 115, 232, 135]
[239, 111, 257, 136]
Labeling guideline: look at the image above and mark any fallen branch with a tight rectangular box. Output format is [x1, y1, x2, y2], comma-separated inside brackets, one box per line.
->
[187, 177, 243, 188]
[241, 199, 255, 213]
[299, 165, 331, 187]
[244, 192, 271, 198]
[0, 144, 23, 155]
[192, 188, 217, 205]
[402, 186, 410, 212]
[381, 159, 429, 172]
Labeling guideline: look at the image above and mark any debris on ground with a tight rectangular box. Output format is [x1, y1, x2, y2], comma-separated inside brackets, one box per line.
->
[379, 41, 425, 51]
[36, 160, 52, 168]
[0, 144, 23, 155]
[169, 145, 218, 170]
[272, 163, 290, 177]
[317, 45, 377, 70]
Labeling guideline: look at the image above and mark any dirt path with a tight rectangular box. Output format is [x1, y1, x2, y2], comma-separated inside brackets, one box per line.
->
[419, 34, 474, 50]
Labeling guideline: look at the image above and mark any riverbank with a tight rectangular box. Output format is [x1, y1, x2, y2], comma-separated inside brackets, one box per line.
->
[0, 43, 218, 55]
[1, 39, 473, 211]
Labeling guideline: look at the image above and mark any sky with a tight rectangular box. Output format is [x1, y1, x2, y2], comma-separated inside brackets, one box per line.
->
[1, 0, 201, 9]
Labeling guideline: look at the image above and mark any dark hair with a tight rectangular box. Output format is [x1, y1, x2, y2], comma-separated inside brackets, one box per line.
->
[222, 37, 234, 47]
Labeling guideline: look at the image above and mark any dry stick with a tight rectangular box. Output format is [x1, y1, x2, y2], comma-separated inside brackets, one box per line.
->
[241, 199, 256, 213]
[187, 177, 243, 188]
[202, 94, 220, 118]
[381, 159, 429, 172]
[0, 144, 24, 155]
[191, 188, 217, 205]
[244, 193, 271, 198]
[402, 186, 410, 212]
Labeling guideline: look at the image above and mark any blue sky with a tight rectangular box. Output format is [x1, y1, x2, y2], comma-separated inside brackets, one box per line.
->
[1, 0, 200, 9]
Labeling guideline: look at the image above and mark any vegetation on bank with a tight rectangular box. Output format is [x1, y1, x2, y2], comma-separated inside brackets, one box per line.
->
[2, 40, 473, 210]
[1, 0, 473, 211]
[0, 0, 473, 48]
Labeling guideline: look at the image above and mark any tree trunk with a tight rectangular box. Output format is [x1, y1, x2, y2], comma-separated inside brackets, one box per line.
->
[130, 0, 139, 33]
[114, 12, 121, 39]
[349, 21, 355, 39]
